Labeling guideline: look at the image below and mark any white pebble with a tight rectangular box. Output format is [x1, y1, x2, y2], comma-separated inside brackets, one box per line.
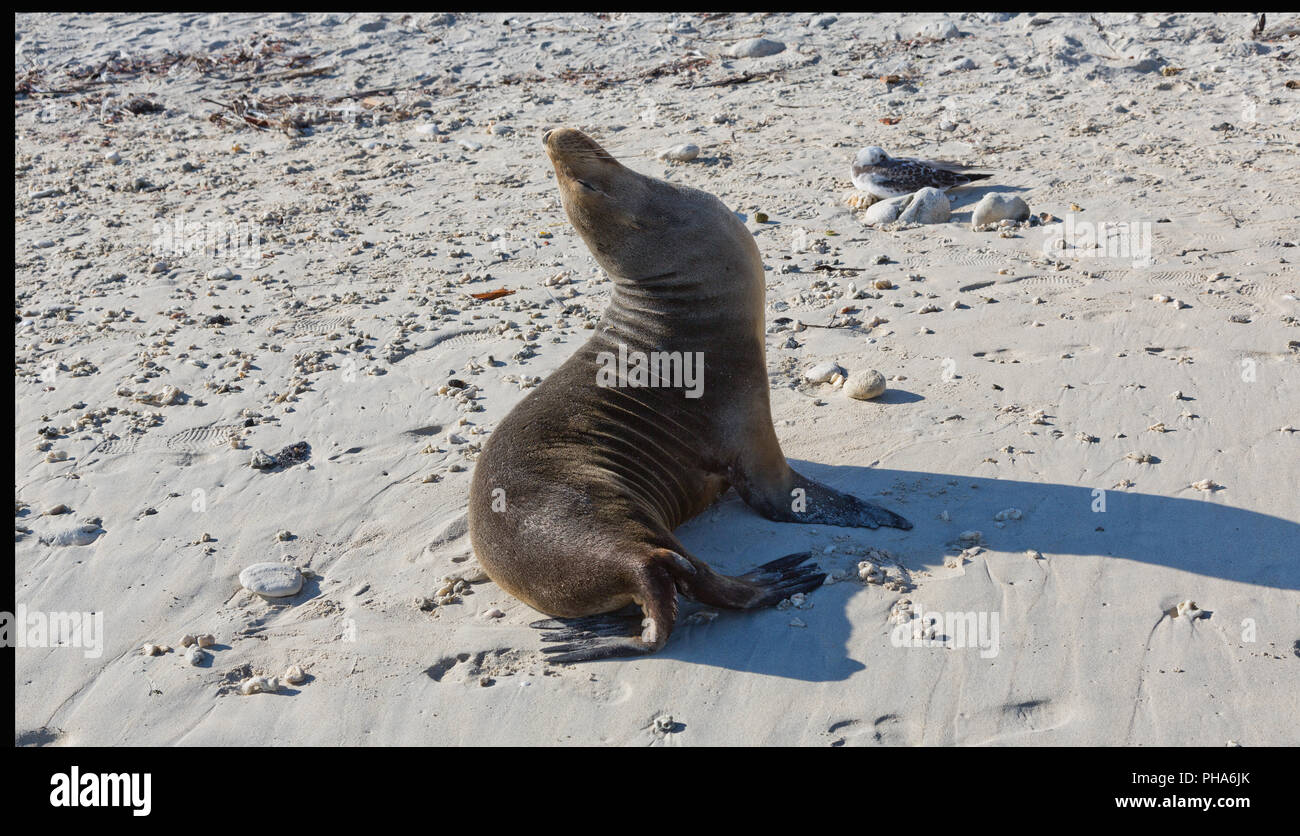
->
[728, 37, 785, 58]
[844, 369, 887, 400]
[804, 360, 845, 384]
[658, 143, 700, 162]
[238, 562, 304, 597]
[238, 675, 280, 696]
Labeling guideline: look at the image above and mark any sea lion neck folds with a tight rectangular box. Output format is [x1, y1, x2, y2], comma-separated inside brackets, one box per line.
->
[468, 127, 912, 663]
[545, 128, 764, 346]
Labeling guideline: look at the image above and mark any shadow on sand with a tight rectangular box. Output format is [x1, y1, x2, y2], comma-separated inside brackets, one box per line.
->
[649, 460, 1298, 681]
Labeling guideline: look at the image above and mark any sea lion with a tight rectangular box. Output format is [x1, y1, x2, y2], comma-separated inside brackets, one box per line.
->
[467, 127, 911, 662]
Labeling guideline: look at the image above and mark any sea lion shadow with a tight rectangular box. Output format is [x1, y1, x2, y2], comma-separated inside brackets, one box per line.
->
[657, 597, 867, 682]
[804, 462, 1300, 592]
[665, 461, 1299, 681]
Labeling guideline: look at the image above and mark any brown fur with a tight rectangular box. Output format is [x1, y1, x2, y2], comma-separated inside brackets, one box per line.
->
[467, 128, 910, 662]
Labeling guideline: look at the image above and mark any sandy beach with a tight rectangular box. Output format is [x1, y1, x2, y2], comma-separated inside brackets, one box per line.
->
[13, 12, 1299, 746]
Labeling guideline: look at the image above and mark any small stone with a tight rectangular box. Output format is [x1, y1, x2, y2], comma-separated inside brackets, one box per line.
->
[844, 369, 887, 400]
[913, 19, 959, 39]
[658, 143, 700, 162]
[971, 194, 1030, 229]
[238, 562, 304, 597]
[238, 675, 280, 696]
[804, 360, 846, 384]
[728, 37, 785, 58]
[862, 194, 911, 225]
[898, 188, 950, 224]
[282, 664, 307, 685]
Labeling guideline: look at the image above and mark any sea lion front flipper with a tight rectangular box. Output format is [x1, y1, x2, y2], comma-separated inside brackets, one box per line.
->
[732, 462, 913, 531]
[789, 474, 913, 530]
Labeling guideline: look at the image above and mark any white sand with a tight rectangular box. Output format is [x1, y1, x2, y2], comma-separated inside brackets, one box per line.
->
[14, 12, 1299, 746]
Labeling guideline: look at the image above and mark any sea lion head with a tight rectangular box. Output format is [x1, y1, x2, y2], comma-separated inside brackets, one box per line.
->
[543, 127, 749, 283]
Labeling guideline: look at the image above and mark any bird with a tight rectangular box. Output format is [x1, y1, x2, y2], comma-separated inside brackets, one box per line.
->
[850, 146, 992, 200]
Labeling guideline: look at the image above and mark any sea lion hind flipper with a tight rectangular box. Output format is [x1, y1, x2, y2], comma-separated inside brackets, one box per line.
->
[672, 550, 825, 610]
[534, 564, 677, 664]
[736, 552, 827, 608]
[530, 607, 641, 638]
[540, 637, 654, 664]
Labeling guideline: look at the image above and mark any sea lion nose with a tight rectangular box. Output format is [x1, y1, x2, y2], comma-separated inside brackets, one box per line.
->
[541, 128, 555, 146]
